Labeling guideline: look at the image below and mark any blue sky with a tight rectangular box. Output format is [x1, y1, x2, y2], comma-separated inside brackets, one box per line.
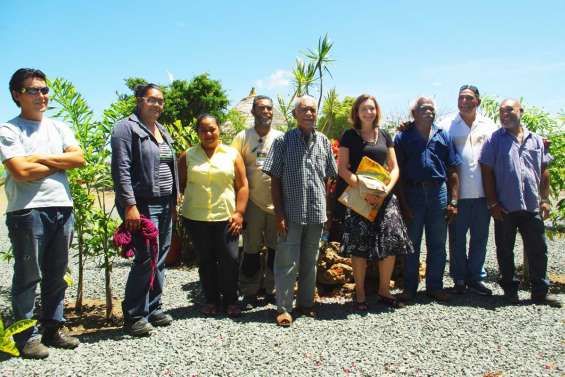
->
[1, 1, 564, 122]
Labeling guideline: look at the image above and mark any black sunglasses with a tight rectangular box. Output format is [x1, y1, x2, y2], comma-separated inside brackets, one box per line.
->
[20, 86, 49, 96]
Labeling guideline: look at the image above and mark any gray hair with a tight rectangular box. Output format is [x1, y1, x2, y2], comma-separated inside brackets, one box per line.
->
[409, 96, 437, 119]
[293, 95, 317, 111]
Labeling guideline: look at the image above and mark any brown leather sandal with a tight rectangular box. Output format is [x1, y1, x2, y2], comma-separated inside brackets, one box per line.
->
[275, 312, 293, 327]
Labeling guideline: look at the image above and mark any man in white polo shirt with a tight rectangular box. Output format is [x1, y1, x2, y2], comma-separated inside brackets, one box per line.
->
[438, 85, 497, 295]
[232, 95, 283, 307]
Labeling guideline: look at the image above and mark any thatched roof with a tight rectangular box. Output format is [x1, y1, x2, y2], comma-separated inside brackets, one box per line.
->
[227, 88, 287, 130]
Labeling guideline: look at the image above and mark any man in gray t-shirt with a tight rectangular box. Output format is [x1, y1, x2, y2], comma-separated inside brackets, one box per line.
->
[0, 68, 84, 359]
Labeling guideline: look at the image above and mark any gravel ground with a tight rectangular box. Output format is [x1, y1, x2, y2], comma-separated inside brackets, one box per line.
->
[0, 217, 563, 377]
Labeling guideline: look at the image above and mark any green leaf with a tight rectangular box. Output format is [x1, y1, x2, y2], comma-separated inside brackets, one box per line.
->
[64, 272, 75, 287]
[0, 337, 20, 357]
[5, 319, 37, 337]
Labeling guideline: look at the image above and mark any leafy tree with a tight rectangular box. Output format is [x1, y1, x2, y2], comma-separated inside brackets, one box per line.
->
[318, 90, 355, 140]
[50, 78, 124, 318]
[278, 34, 335, 127]
[122, 73, 229, 128]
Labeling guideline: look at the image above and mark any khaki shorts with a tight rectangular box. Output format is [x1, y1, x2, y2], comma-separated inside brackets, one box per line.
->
[243, 200, 277, 253]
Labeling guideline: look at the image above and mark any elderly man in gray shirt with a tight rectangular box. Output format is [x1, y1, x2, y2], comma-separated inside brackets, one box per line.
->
[480, 98, 560, 307]
[262, 95, 337, 327]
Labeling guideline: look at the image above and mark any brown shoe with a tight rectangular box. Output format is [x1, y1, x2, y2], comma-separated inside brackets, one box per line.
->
[42, 327, 80, 349]
[21, 338, 49, 359]
[427, 290, 450, 302]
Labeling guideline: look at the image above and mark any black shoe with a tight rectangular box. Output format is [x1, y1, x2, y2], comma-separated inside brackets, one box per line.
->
[42, 327, 80, 349]
[531, 293, 562, 308]
[148, 312, 173, 327]
[427, 290, 450, 302]
[241, 296, 258, 311]
[453, 281, 467, 294]
[124, 318, 153, 337]
[503, 291, 520, 304]
[21, 338, 49, 359]
[468, 281, 492, 296]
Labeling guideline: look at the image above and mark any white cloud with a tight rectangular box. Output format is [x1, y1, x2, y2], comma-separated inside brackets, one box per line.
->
[255, 69, 292, 90]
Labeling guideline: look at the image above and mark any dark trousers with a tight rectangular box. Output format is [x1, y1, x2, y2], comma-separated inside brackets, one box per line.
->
[184, 218, 239, 306]
[494, 210, 549, 296]
[119, 196, 173, 322]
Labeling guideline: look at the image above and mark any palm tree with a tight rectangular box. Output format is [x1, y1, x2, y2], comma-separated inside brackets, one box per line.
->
[304, 34, 335, 113]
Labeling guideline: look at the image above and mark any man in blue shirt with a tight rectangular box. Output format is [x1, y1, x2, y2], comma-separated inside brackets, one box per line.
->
[395, 97, 461, 302]
[480, 98, 560, 307]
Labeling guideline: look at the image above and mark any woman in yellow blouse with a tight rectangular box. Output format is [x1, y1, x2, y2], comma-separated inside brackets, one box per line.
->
[179, 114, 249, 317]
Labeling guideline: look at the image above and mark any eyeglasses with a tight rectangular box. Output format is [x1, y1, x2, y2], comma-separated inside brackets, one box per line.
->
[143, 97, 164, 106]
[20, 87, 49, 96]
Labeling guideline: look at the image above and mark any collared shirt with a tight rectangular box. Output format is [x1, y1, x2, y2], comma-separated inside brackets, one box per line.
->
[438, 113, 497, 199]
[394, 124, 461, 183]
[262, 128, 337, 224]
[479, 127, 552, 213]
[0, 116, 78, 212]
[231, 126, 283, 214]
[181, 143, 238, 222]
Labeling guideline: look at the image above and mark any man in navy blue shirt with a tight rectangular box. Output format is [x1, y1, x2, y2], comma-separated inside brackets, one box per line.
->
[480, 98, 560, 307]
[395, 97, 461, 302]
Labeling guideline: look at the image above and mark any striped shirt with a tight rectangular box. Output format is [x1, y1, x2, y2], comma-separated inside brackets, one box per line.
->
[262, 128, 337, 224]
[158, 142, 174, 196]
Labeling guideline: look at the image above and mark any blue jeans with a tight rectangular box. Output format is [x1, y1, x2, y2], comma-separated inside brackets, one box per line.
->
[119, 196, 173, 322]
[274, 222, 323, 313]
[7, 207, 74, 346]
[404, 183, 448, 295]
[183, 218, 239, 306]
[494, 211, 549, 296]
[449, 198, 490, 283]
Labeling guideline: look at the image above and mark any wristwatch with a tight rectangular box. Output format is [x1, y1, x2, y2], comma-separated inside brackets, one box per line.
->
[449, 199, 458, 207]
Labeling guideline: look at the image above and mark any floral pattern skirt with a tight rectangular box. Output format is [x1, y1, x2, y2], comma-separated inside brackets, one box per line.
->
[341, 194, 414, 261]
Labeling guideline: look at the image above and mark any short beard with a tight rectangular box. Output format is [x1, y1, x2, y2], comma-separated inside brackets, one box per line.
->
[254, 118, 272, 128]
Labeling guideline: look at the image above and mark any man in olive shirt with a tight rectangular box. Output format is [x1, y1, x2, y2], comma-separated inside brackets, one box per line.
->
[232, 95, 283, 306]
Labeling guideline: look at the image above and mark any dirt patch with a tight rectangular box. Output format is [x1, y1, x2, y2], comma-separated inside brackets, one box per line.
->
[64, 298, 123, 336]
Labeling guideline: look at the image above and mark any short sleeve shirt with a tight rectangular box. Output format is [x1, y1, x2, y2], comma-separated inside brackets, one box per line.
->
[262, 128, 337, 224]
[336, 128, 393, 197]
[0, 116, 78, 212]
[438, 113, 498, 199]
[181, 144, 238, 222]
[231, 127, 283, 214]
[394, 124, 461, 183]
[479, 127, 552, 213]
